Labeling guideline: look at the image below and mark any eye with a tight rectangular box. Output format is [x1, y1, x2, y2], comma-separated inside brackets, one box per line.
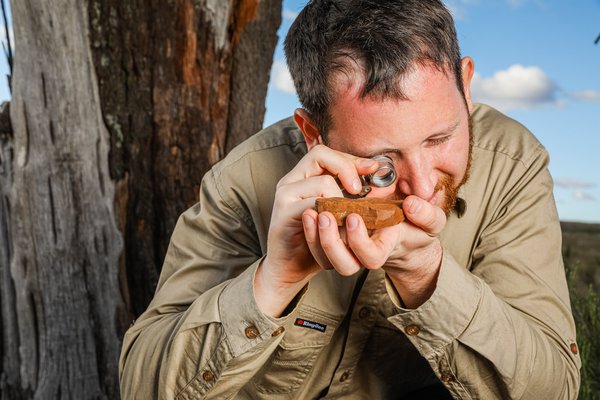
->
[428, 136, 450, 146]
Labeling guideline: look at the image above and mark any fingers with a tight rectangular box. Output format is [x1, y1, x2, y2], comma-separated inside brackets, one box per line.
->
[272, 174, 347, 229]
[279, 145, 379, 196]
[307, 197, 447, 275]
[402, 195, 447, 236]
[304, 210, 397, 274]
[303, 209, 363, 276]
[302, 209, 334, 270]
[345, 214, 396, 270]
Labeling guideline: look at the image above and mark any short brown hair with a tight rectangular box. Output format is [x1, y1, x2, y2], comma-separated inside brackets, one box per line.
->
[284, 0, 464, 139]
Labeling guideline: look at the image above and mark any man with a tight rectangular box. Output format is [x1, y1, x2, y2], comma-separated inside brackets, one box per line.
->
[119, 0, 581, 398]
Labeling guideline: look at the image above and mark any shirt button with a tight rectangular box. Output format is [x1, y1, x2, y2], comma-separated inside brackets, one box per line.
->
[271, 326, 285, 337]
[570, 343, 578, 355]
[405, 324, 421, 336]
[339, 371, 350, 382]
[441, 373, 454, 383]
[245, 325, 259, 339]
[358, 307, 372, 319]
[202, 370, 215, 382]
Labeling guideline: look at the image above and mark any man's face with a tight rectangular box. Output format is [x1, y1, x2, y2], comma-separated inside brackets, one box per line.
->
[324, 61, 473, 215]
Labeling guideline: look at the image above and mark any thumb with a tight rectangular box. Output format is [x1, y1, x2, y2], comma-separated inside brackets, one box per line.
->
[402, 195, 446, 236]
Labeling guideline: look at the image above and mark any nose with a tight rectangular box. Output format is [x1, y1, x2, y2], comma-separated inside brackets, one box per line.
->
[395, 153, 436, 201]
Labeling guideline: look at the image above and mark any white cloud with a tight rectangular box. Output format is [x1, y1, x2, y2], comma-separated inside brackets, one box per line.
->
[272, 60, 296, 95]
[555, 179, 597, 202]
[283, 9, 299, 22]
[471, 64, 559, 111]
[573, 191, 595, 201]
[555, 179, 596, 189]
[570, 90, 600, 102]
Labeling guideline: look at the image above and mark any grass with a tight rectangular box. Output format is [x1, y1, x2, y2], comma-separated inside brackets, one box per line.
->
[561, 222, 599, 398]
[568, 265, 600, 400]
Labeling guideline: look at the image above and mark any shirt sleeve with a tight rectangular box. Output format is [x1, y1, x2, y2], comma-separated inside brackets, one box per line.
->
[118, 167, 299, 399]
[386, 145, 581, 399]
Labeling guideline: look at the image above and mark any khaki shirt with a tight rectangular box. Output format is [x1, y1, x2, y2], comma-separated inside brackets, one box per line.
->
[119, 104, 581, 399]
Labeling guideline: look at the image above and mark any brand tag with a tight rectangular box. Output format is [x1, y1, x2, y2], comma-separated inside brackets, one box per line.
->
[294, 318, 327, 333]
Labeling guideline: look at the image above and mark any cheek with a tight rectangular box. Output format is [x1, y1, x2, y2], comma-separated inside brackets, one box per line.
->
[443, 134, 470, 176]
[449, 139, 471, 183]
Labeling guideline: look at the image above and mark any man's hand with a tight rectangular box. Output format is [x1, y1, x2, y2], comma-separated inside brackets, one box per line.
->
[303, 194, 446, 309]
[254, 145, 379, 317]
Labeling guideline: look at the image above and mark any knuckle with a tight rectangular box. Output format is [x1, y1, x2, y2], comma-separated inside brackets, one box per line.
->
[276, 175, 291, 190]
[314, 143, 328, 152]
[319, 174, 338, 188]
[310, 144, 327, 158]
[363, 256, 383, 270]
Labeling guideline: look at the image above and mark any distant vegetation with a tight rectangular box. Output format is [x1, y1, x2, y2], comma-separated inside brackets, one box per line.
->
[562, 222, 600, 297]
[562, 221, 600, 399]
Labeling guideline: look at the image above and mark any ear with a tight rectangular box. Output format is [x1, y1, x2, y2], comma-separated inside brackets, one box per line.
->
[294, 108, 323, 150]
[460, 56, 475, 112]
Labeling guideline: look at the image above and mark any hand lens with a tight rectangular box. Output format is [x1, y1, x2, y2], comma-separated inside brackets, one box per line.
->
[365, 155, 397, 188]
[350, 155, 397, 198]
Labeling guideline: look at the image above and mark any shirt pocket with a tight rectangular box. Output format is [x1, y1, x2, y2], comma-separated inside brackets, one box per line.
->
[251, 307, 339, 395]
[364, 322, 439, 394]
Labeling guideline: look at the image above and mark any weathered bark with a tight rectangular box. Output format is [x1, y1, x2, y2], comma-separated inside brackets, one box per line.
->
[89, 0, 282, 317]
[1, 0, 281, 398]
[4, 0, 124, 398]
[0, 102, 21, 399]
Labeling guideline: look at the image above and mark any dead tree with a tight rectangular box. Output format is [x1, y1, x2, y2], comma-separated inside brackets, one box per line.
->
[1, 0, 281, 398]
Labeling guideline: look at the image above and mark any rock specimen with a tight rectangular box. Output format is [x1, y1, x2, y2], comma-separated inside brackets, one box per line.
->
[315, 197, 404, 229]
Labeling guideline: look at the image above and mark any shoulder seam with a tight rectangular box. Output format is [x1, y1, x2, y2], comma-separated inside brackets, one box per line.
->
[473, 141, 544, 169]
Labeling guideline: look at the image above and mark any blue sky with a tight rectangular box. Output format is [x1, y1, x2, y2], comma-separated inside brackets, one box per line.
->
[1, 1, 599, 222]
[264, 0, 600, 223]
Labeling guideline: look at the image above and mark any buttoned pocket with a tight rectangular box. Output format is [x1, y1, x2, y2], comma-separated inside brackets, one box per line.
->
[364, 322, 439, 395]
[252, 307, 339, 395]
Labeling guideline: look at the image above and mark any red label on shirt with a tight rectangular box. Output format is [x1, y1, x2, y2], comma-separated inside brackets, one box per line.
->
[294, 318, 327, 333]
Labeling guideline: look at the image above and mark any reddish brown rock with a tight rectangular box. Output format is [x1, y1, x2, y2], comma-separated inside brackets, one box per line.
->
[315, 197, 404, 229]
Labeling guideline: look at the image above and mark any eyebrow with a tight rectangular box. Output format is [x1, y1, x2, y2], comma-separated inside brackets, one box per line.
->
[351, 119, 461, 158]
[429, 119, 461, 138]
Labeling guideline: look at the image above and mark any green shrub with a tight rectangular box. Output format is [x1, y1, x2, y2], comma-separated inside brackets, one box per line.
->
[567, 265, 600, 399]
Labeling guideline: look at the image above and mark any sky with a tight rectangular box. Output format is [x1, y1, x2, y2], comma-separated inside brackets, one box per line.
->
[264, 0, 600, 223]
[1, 1, 599, 222]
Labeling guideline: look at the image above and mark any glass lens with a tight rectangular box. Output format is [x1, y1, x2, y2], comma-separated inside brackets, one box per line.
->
[368, 155, 396, 187]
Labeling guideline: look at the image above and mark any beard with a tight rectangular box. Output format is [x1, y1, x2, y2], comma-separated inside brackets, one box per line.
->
[437, 116, 473, 215]
[390, 116, 473, 216]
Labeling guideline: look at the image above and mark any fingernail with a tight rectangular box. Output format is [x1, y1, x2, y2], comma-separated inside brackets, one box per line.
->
[405, 198, 421, 214]
[352, 178, 362, 192]
[318, 214, 330, 228]
[347, 215, 358, 230]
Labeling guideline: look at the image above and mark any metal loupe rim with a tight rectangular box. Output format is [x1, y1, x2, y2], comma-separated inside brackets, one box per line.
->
[368, 155, 396, 187]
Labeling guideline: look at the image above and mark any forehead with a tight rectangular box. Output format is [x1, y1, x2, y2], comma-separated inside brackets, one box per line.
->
[326, 63, 464, 152]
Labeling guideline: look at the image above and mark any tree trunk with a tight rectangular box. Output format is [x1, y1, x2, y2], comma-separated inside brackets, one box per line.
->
[4, 1, 124, 398]
[89, 0, 282, 318]
[1, 0, 281, 398]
